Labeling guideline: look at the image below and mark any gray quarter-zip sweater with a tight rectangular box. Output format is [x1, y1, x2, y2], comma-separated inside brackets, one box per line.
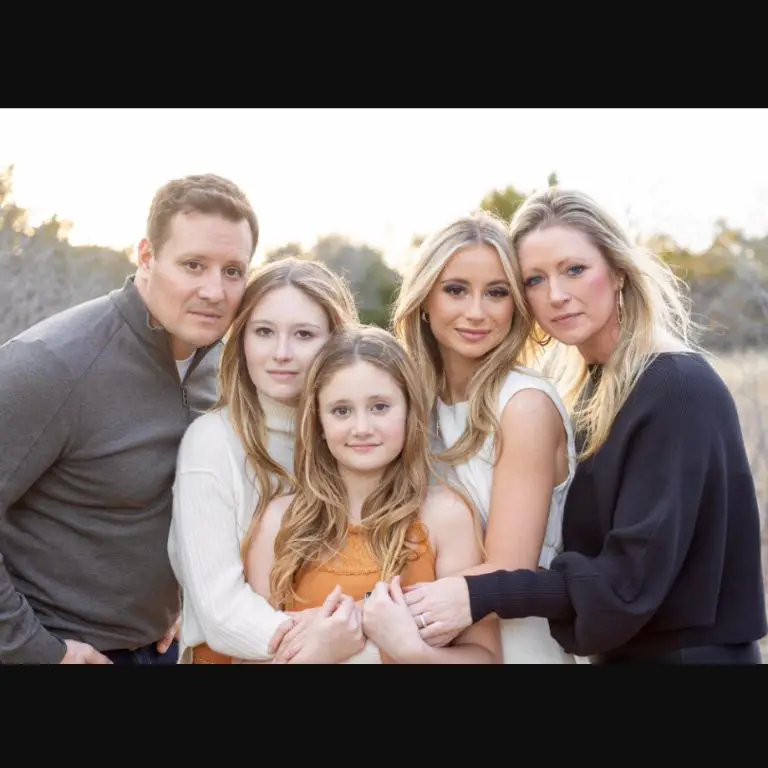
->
[0, 276, 221, 663]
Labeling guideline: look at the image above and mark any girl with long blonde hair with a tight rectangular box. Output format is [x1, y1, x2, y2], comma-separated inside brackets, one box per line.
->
[403, 188, 766, 664]
[168, 256, 365, 664]
[391, 209, 577, 664]
[244, 326, 500, 663]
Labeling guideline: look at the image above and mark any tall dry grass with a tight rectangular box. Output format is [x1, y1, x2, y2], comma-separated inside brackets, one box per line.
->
[712, 349, 768, 657]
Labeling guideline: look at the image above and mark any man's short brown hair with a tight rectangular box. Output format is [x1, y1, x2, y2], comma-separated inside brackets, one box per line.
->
[146, 173, 259, 257]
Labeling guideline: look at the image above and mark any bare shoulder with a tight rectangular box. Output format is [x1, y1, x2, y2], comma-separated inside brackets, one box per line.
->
[260, 493, 295, 538]
[421, 484, 483, 574]
[499, 386, 564, 437]
[420, 484, 476, 536]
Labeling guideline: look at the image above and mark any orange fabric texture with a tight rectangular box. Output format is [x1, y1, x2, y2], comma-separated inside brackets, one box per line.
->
[285, 520, 436, 611]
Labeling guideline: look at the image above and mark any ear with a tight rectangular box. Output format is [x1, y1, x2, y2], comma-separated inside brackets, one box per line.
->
[137, 238, 154, 272]
[611, 269, 625, 292]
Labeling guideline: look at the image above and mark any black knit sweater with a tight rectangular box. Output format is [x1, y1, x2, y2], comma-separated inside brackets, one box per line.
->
[465, 352, 767, 657]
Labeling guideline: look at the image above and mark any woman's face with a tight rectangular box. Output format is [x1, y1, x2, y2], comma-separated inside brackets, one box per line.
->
[424, 243, 514, 363]
[244, 285, 331, 406]
[517, 225, 622, 361]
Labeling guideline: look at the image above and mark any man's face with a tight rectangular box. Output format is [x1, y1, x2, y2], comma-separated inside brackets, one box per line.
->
[137, 210, 253, 359]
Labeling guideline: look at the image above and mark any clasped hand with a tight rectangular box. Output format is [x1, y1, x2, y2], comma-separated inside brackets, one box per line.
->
[269, 575, 439, 663]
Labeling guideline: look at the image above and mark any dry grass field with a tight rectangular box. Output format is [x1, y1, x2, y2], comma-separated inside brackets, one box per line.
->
[711, 349, 768, 658]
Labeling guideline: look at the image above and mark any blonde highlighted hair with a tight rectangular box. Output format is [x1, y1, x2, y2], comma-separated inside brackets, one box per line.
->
[215, 257, 359, 560]
[507, 187, 695, 459]
[392, 210, 540, 465]
[269, 326, 471, 610]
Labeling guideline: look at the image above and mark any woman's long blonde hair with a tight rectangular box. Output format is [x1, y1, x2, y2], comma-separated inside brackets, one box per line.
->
[269, 326, 439, 610]
[216, 257, 359, 559]
[392, 210, 540, 465]
[507, 187, 696, 459]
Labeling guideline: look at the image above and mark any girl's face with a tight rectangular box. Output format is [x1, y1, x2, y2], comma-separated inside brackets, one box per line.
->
[244, 285, 331, 405]
[318, 360, 407, 476]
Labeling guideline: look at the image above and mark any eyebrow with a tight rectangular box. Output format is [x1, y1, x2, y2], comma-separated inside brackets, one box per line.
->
[525, 257, 583, 273]
[326, 394, 393, 405]
[249, 320, 325, 330]
[179, 252, 249, 267]
[440, 277, 510, 286]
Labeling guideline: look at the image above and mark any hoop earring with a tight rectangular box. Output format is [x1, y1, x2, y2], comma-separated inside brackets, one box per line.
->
[421, 310, 430, 324]
[617, 289, 625, 325]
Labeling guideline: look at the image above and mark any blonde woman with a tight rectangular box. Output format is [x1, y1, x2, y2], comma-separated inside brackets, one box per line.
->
[392, 210, 577, 664]
[245, 327, 501, 663]
[403, 188, 766, 664]
[168, 257, 365, 664]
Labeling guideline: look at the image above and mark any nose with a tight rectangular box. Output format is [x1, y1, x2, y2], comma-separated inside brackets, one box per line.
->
[548, 276, 570, 306]
[273, 334, 293, 362]
[197, 270, 225, 304]
[352, 409, 373, 436]
[465, 292, 486, 322]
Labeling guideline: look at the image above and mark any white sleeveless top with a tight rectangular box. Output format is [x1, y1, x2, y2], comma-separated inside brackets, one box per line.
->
[436, 367, 576, 566]
[436, 367, 578, 663]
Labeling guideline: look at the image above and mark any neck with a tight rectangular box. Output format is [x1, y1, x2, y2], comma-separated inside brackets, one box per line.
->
[170, 337, 197, 362]
[439, 344, 480, 404]
[258, 392, 297, 431]
[339, 465, 385, 525]
[577, 319, 621, 365]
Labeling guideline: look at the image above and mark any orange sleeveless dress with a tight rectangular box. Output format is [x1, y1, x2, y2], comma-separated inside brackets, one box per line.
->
[190, 520, 436, 663]
[285, 520, 437, 611]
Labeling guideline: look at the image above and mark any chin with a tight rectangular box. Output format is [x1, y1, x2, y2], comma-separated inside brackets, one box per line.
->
[551, 329, 593, 347]
[185, 329, 228, 348]
[342, 455, 392, 473]
[257, 383, 300, 404]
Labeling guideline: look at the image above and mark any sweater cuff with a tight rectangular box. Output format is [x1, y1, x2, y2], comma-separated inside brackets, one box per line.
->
[5, 624, 68, 664]
[465, 569, 569, 622]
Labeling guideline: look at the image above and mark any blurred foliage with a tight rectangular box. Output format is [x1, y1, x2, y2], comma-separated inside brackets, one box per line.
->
[2, 164, 767, 352]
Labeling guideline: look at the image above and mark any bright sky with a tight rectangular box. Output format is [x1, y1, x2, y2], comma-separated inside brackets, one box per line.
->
[1, 108, 767, 271]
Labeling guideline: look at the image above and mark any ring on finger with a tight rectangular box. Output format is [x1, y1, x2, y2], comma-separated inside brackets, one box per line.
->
[417, 613, 427, 629]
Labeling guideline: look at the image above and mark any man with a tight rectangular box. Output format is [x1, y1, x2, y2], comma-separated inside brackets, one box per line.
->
[0, 173, 258, 663]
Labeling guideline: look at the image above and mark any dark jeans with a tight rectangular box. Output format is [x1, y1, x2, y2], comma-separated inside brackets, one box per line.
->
[103, 639, 179, 665]
[591, 641, 762, 665]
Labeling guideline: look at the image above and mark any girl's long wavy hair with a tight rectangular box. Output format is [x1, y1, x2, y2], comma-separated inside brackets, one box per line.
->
[392, 210, 540, 466]
[269, 326, 445, 610]
[215, 257, 359, 561]
[507, 187, 696, 459]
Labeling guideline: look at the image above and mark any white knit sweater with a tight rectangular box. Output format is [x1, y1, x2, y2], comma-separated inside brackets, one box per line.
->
[168, 396, 295, 662]
[168, 396, 380, 663]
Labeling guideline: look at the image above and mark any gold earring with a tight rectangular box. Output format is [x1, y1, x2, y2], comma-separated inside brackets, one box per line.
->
[617, 289, 625, 324]
[421, 309, 430, 324]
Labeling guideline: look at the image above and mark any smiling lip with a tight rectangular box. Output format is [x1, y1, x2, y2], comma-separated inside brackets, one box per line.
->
[347, 444, 380, 451]
[268, 371, 298, 378]
[551, 312, 583, 323]
[456, 328, 490, 341]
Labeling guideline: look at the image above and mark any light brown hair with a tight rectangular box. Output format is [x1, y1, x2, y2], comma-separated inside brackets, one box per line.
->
[216, 257, 359, 560]
[270, 326, 437, 610]
[146, 173, 259, 257]
[507, 187, 694, 458]
[392, 210, 540, 466]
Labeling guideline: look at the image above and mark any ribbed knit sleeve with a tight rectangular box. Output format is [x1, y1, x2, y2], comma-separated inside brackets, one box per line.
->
[465, 354, 725, 656]
[170, 413, 288, 660]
